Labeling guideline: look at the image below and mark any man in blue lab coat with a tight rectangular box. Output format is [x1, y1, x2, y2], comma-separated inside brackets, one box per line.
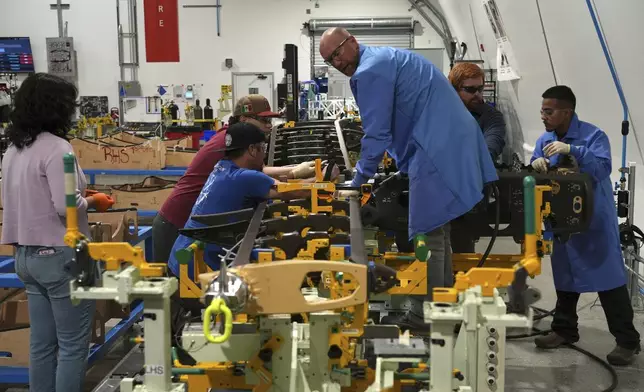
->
[319, 28, 498, 332]
[530, 86, 640, 365]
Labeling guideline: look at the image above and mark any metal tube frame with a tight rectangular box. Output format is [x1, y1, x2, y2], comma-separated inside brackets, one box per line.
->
[623, 163, 643, 309]
[116, 0, 140, 121]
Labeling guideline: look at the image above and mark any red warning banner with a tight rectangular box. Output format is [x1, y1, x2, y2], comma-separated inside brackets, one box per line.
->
[143, 0, 180, 63]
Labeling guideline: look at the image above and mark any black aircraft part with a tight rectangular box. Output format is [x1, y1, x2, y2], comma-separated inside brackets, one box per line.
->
[361, 173, 409, 233]
[72, 240, 96, 287]
[364, 170, 594, 245]
[257, 231, 351, 260]
[190, 208, 254, 226]
[452, 170, 594, 244]
[262, 214, 350, 236]
[286, 147, 328, 155]
[178, 220, 256, 247]
[368, 262, 399, 294]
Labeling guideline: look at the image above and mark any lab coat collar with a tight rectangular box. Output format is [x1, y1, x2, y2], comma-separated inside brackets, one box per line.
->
[358, 44, 366, 65]
[564, 114, 581, 140]
[351, 45, 367, 86]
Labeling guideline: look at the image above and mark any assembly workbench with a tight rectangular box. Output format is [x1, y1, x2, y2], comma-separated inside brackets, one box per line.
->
[0, 225, 154, 385]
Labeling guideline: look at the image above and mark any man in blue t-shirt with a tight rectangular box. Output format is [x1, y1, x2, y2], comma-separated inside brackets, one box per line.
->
[168, 122, 338, 343]
[168, 121, 334, 279]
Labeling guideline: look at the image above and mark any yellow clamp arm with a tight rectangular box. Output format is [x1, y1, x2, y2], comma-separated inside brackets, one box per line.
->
[203, 298, 233, 344]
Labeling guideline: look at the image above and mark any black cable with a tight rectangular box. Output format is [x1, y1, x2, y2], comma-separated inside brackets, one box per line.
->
[533, 307, 555, 321]
[507, 312, 619, 392]
[478, 184, 500, 267]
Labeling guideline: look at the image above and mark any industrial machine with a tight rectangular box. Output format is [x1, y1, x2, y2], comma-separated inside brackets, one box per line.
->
[267, 118, 364, 173]
[59, 96, 598, 391]
[60, 146, 596, 392]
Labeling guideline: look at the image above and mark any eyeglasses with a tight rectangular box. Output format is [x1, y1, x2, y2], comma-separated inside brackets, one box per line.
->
[324, 36, 351, 66]
[540, 108, 570, 117]
[461, 85, 484, 94]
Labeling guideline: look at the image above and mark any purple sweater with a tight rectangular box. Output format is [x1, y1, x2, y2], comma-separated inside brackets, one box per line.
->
[1, 132, 90, 246]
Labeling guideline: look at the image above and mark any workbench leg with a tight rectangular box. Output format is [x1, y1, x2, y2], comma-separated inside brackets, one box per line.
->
[140, 296, 173, 390]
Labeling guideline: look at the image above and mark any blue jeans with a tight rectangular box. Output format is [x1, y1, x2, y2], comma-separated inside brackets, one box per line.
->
[15, 246, 96, 392]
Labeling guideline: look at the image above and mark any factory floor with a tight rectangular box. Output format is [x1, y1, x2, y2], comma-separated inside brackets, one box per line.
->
[495, 238, 644, 392]
[2, 238, 643, 392]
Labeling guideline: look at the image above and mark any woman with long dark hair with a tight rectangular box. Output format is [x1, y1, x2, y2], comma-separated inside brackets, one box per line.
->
[1, 73, 114, 392]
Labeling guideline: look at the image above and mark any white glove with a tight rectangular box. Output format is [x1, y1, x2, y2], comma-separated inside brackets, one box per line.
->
[543, 141, 571, 158]
[531, 157, 550, 173]
[336, 190, 359, 198]
[290, 161, 316, 179]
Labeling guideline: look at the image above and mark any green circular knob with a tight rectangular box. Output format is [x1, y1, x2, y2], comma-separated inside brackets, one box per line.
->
[175, 248, 193, 265]
[414, 234, 430, 262]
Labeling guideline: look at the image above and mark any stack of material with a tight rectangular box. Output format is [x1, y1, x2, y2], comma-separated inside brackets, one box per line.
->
[270, 119, 363, 172]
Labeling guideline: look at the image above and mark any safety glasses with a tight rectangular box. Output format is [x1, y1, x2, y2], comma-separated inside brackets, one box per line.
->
[461, 85, 484, 94]
[540, 108, 571, 117]
[324, 36, 351, 66]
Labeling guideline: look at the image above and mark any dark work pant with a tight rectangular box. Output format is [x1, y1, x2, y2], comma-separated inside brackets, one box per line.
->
[169, 269, 204, 347]
[409, 223, 453, 319]
[152, 213, 180, 263]
[552, 285, 641, 350]
[450, 231, 475, 253]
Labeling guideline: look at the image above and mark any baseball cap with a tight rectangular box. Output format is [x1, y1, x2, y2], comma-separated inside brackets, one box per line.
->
[233, 94, 281, 118]
[217, 122, 266, 152]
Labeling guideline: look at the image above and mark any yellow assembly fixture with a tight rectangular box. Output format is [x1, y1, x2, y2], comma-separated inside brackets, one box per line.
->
[63, 153, 167, 278]
[433, 176, 551, 303]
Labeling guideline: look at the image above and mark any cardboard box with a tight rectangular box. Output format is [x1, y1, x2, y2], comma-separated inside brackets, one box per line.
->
[0, 289, 29, 329]
[0, 328, 30, 366]
[89, 222, 113, 243]
[71, 137, 166, 170]
[111, 177, 176, 211]
[88, 209, 139, 243]
[91, 300, 130, 344]
[165, 147, 197, 168]
[110, 131, 191, 150]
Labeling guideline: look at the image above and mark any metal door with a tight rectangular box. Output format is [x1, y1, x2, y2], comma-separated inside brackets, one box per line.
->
[231, 72, 276, 111]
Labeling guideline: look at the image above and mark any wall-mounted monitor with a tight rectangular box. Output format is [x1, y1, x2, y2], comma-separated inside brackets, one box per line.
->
[0, 37, 35, 73]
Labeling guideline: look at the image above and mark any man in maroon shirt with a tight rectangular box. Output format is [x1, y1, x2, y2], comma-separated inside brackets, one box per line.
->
[152, 95, 317, 261]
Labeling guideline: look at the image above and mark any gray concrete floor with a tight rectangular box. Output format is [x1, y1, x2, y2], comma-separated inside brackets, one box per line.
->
[3, 239, 643, 392]
[492, 238, 644, 392]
